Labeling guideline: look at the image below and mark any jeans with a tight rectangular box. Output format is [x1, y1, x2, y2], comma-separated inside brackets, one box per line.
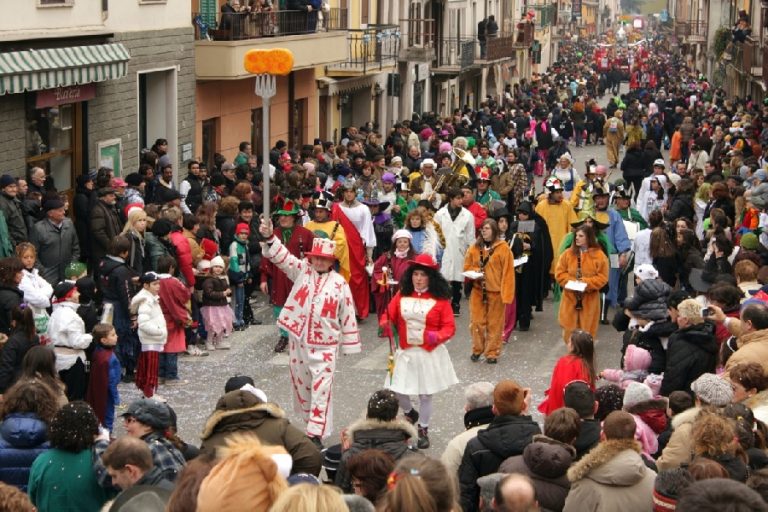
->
[574, 127, 584, 147]
[110, 301, 140, 376]
[233, 284, 245, 327]
[159, 353, 178, 380]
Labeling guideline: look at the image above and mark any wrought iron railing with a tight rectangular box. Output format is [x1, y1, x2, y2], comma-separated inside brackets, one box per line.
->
[192, 9, 348, 41]
[432, 37, 476, 70]
[674, 20, 708, 40]
[400, 18, 434, 48]
[329, 25, 400, 73]
[485, 33, 516, 60]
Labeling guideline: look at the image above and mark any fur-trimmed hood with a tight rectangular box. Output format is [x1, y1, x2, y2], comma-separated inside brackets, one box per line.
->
[670, 406, 701, 430]
[201, 398, 286, 440]
[567, 439, 644, 484]
[346, 417, 417, 441]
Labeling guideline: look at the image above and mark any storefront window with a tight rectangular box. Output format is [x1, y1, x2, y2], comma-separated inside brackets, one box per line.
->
[25, 95, 75, 191]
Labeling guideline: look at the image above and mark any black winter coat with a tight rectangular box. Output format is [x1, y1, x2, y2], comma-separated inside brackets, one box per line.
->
[660, 321, 718, 396]
[0, 331, 39, 393]
[459, 415, 541, 512]
[620, 148, 646, 178]
[498, 435, 574, 512]
[0, 286, 23, 336]
[334, 418, 416, 493]
[624, 279, 672, 322]
[641, 148, 664, 176]
[665, 192, 696, 222]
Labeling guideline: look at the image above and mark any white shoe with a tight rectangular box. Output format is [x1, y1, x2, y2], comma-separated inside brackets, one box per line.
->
[149, 393, 166, 403]
[217, 340, 231, 350]
[205, 342, 216, 351]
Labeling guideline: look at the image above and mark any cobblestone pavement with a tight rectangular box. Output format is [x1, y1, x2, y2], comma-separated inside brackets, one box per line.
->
[116, 85, 639, 455]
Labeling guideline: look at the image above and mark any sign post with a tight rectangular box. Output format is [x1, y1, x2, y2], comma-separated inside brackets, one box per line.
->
[243, 48, 295, 221]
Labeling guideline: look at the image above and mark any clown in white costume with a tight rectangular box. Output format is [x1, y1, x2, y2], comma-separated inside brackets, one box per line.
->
[260, 219, 361, 444]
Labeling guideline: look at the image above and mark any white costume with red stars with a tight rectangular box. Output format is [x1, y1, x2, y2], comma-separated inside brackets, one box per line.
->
[263, 236, 361, 438]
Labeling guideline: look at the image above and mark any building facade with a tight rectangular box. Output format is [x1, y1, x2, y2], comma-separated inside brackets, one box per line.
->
[0, 0, 195, 191]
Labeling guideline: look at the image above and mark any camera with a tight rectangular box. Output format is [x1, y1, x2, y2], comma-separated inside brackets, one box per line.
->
[701, 307, 712, 317]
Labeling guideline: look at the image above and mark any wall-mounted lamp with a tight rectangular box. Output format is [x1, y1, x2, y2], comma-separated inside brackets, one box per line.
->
[373, 83, 383, 98]
[338, 94, 350, 109]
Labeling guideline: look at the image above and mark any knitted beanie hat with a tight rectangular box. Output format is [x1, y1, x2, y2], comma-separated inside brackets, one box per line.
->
[623, 381, 653, 409]
[741, 232, 759, 251]
[691, 373, 734, 407]
[197, 434, 289, 512]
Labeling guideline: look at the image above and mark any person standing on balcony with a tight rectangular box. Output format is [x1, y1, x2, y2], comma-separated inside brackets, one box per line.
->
[486, 16, 499, 43]
[477, 18, 487, 58]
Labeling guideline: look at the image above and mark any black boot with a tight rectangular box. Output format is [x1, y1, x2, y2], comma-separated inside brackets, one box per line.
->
[274, 336, 288, 353]
[404, 408, 419, 425]
[417, 426, 430, 449]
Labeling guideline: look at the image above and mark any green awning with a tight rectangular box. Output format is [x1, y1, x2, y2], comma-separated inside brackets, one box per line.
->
[0, 43, 130, 95]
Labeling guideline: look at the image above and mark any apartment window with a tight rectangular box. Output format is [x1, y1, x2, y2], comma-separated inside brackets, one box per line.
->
[38, 0, 73, 6]
[202, 118, 218, 171]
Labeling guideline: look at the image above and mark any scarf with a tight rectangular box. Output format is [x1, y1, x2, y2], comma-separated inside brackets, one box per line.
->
[394, 248, 409, 258]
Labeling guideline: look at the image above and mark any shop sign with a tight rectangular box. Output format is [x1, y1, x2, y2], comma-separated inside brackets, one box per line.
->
[36, 84, 96, 109]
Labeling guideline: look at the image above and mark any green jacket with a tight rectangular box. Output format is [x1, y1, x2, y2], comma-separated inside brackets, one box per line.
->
[0, 210, 12, 258]
[29, 448, 114, 512]
[616, 207, 648, 230]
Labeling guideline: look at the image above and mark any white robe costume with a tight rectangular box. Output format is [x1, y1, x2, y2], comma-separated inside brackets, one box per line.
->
[263, 236, 361, 439]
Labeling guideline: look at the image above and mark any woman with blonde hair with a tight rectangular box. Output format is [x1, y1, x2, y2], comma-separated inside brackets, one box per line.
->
[270, 483, 348, 512]
[379, 454, 459, 512]
[15, 243, 52, 340]
[121, 209, 148, 274]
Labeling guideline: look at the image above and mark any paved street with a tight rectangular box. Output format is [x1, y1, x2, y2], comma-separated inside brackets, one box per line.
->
[116, 89, 642, 457]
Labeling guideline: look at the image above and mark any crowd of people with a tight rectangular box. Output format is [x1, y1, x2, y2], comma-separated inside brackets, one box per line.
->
[4, 26, 768, 512]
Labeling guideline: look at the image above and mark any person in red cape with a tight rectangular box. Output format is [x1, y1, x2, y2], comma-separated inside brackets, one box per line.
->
[260, 199, 315, 353]
[538, 329, 597, 416]
[86, 323, 121, 432]
[332, 181, 375, 319]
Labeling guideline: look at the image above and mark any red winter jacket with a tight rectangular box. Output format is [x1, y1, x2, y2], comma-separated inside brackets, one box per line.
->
[169, 230, 195, 286]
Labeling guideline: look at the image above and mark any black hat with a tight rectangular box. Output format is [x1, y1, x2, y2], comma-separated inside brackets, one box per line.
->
[121, 398, 171, 430]
[125, 172, 144, 187]
[490, 206, 512, 221]
[53, 281, 76, 300]
[157, 187, 181, 203]
[139, 271, 161, 284]
[224, 375, 255, 393]
[613, 184, 631, 200]
[42, 198, 65, 212]
[97, 187, 116, 197]
[151, 218, 174, 238]
[0, 175, 15, 189]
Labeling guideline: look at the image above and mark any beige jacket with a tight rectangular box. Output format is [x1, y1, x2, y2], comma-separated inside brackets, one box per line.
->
[725, 328, 768, 377]
[656, 406, 701, 471]
[441, 425, 488, 475]
[563, 439, 655, 512]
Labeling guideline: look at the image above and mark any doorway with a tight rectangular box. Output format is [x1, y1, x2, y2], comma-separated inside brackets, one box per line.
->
[138, 68, 178, 175]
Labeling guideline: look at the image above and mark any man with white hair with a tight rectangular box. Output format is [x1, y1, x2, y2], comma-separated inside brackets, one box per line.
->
[441, 381, 496, 474]
[409, 158, 441, 205]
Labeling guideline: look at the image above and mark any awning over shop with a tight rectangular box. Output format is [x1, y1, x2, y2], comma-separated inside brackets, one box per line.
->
[0, 43, 130, 95]
[317, 75, 375, 96]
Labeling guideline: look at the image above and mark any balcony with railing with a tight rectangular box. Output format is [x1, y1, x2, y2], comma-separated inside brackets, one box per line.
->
[674, 20, 708, 42]
[483, 33, 516, 60]
[399, 18, 435, 62]
[193, 9, 349, 79]
[326, 25, 401, 76]
[432, 37, 476, 73]
[512, 22, 535, 48]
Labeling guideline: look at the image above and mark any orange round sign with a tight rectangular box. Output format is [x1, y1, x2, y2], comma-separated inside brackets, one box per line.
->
[244, 48, 295, 76]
